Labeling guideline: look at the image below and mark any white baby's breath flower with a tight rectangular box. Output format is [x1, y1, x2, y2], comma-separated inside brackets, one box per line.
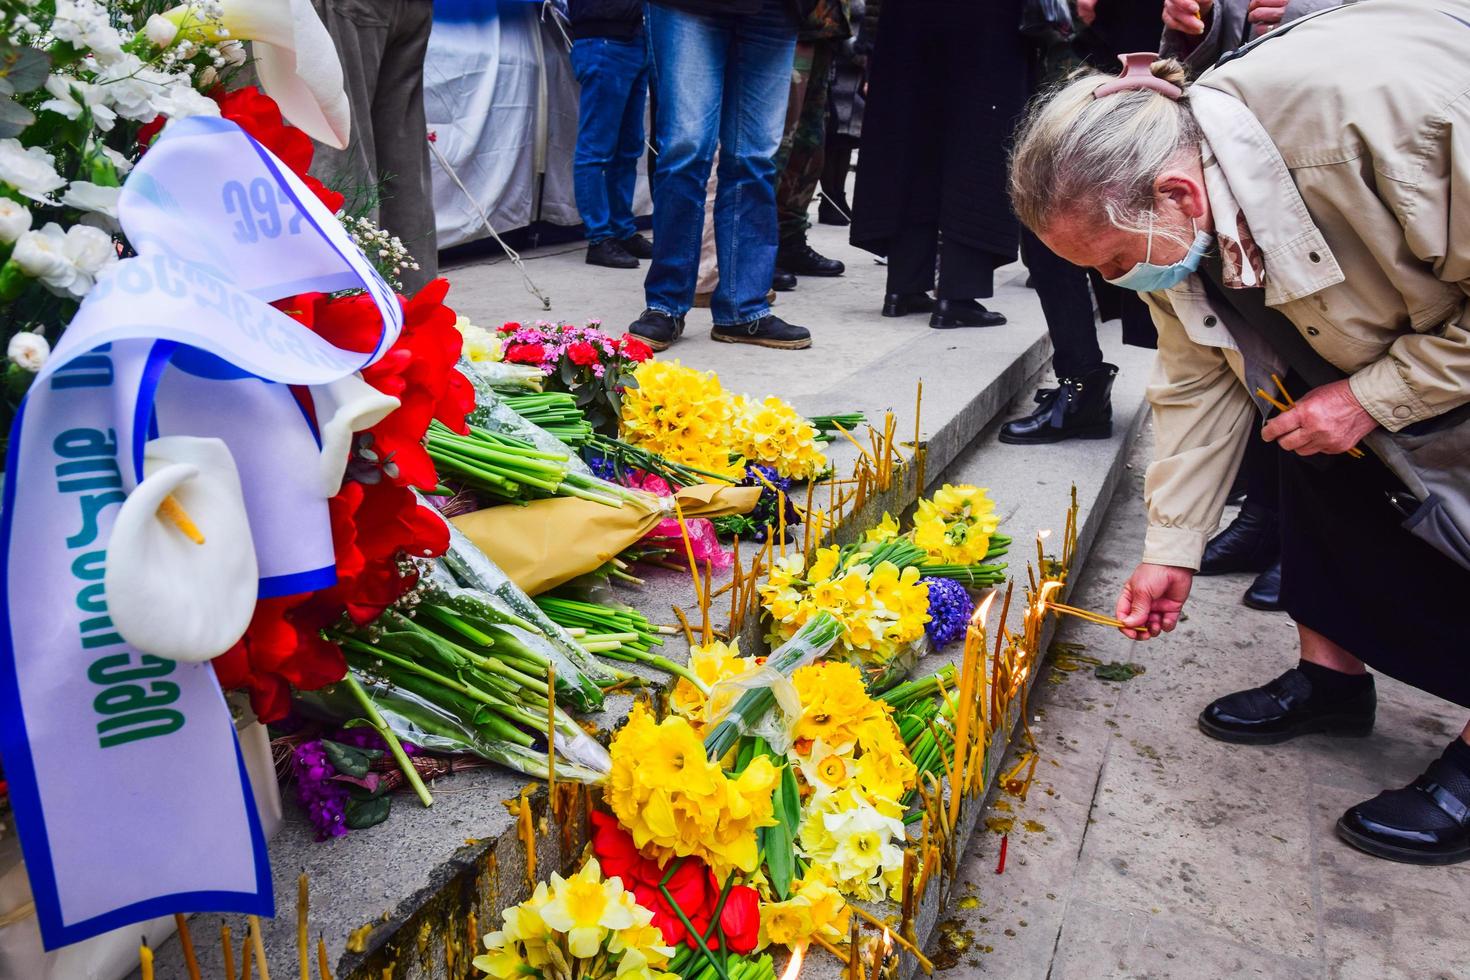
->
[0, 140, 66, 202]
[7, 332, 49, 373]
[0, 199, 32, 244]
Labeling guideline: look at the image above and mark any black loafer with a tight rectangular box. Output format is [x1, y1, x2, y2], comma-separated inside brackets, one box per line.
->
[617, 234, 654, 259]
[627, 308, 685, 352]
[1337, 743, 1470, 865]
[882, 291, 934, 318]
[711, 315, 811, 350]
[1198, 667, 1375, 745]
[930, 299, 1006, 328]
[1242, 559, 1283, 611]
[1199, 502, 1279, 575]
[772, 268, 798, 292]
[586, 239, 639, 269]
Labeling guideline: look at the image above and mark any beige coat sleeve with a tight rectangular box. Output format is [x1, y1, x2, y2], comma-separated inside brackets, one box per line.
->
[1139, 291, 1258, 570]
[1349, 94, 1470, 431]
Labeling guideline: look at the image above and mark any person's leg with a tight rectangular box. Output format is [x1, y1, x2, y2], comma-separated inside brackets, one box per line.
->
[818, 134, 853, 223]
[884, 222, 937, 296]
[1298, 625, 1367, 674]
[570, 38, 629, 244]
[776, 41, 841, 274]
[373, 0, 437, 290]
[696, 154, 719, 299]
[934, 235, 994, 301]
[1022, 227, 1102, 378]
[644, 4, 727, 318]
[607, 38, 650, 243]
[308, 0, 386, 221]
[709, 0, 796, 327]
[1199, 428, 1281, 577]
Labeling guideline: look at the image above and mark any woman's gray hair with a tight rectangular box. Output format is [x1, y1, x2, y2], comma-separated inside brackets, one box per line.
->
[1010, 59, 1202, 245]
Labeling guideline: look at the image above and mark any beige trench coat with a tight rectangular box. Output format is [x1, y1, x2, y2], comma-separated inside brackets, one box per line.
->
[1138, 0, 1470, 569]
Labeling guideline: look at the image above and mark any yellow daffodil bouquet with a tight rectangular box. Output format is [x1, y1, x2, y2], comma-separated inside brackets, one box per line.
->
[472, 858, 681, 980]
[860, 484, 1013, 588]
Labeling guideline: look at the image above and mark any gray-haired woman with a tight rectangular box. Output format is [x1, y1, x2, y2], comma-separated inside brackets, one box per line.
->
[1010, 0, 1470, 865]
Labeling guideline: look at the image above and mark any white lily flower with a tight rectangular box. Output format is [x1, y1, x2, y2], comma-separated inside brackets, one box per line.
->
[165, 0, 351, 148]
[106, 436, 259, 663]
[311, 374, 399, 495]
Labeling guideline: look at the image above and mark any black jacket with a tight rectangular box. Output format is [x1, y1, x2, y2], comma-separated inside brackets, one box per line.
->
[569, 0, 644, 39]
[649, 0, 812, 21]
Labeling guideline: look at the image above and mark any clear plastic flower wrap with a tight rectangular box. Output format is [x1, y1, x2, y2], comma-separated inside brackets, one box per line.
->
[464, 385, 594, 476]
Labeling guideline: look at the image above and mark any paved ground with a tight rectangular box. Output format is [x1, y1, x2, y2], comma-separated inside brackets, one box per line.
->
[940, 429, 1470, 980]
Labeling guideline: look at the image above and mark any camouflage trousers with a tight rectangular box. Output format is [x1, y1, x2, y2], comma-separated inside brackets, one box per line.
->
[774, 41, 836, 246]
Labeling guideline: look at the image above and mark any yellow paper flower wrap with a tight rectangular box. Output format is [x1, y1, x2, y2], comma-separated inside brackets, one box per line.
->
[607, 702, 779, 879]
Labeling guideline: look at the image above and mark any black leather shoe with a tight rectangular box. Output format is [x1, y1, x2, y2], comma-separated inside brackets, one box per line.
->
[1242, 560, 1283, 611]
[711, 315, 812, 350]
[778, 240, 845, 277]
[998, 364, 1117, 445]
[1337, 743, 1470, 865]
[930, 299, 1006, 328]
[772, 268, 798, 292]
[586, 239, 639, 269]
[817, 200, 850, 226]
[1199, 503, 1279, 576]
[627, 308, 685, 352]
[617, 234, 654, 259]
[882, 292, 935, 318]
[1198, 667, 1375, 745]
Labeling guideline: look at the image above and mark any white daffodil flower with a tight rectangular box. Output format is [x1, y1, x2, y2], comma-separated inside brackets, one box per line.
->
[164, 0, 350, 148]
[311, 374, 399, 495]
[106, 436, 259, 663]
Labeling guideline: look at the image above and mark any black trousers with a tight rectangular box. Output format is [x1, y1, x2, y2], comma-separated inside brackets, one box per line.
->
[1022, 227, 1102, 377]
[1280, 448, 1470, 709]
[886, 225, 995, 300]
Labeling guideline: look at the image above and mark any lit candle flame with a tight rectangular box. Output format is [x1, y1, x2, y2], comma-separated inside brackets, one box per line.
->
[1034, 580, 1063, 615]
[778, 944, 806, 980]
[1037, 529, 1052, 541]
[882, 927, 893, 953]
[970, 590, 998, 630]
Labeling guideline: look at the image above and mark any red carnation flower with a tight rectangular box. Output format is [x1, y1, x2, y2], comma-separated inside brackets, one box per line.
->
[620, 335, 654, 363]
[505, 343, 547, 366]
[567, 341, 599, 367]
[500, 321, 522, 334]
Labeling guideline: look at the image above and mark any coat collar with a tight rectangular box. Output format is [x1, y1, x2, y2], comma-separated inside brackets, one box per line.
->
[1187, 84, 1346, 306]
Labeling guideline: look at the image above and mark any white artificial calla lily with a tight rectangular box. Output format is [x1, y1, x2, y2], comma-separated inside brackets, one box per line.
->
[311, 373, 399, 495]
[105, 436, 259, 663]
[164, 0, 350, 148]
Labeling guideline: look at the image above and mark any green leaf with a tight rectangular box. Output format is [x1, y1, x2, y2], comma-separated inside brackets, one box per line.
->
[0, 47, 51, 94]
[0, 99, 35, 139]
[558, 358, 577, 386]
[321, 739, 372, 778]
[344, 796, 392, 829]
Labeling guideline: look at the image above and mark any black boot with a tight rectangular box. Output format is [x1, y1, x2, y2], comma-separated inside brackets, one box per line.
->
[1337, 739, 1470, 865]
[586, 239, 639, 269]
[778, 239, 845, 277]
[627, 309, 685, 352]
[998, 364, 1117, 445]
[1199, 503, 1279, 576]
[1242, 560, 1283, 611]
[930, 299, 1006, 328]
[882, 292, 935, 318]
[772, 268, 798, 292]
[1198, 664, 1376, 745]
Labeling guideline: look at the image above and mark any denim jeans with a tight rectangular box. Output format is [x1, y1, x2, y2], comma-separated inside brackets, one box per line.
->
[645, 0, 796, 326]
[570, 36, 650, 244]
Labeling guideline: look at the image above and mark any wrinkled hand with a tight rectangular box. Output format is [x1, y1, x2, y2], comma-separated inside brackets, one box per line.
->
[1260, 379, 1378, 456]
[1116, 563, 1194, 639]
[1246, 0, 1288, 34]
[1163, 0, 1212, 35]
[1077, 0, 1098, 26]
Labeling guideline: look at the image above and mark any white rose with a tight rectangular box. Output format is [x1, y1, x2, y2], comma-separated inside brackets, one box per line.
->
[145, 13, 179, 47]
[197, 66, 218, 88]
[63, 224, 117, 278]
[12, 225, 80, 292]
[219, 41, 248, 66]
[60, 181, 121, 226]
[0, 199, 32, 244]
[7, 332, 49, 373]
[0, 140, 66, 202]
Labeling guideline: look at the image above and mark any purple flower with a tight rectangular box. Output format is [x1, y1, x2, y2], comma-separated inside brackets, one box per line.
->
[923, 577, 974, 649]
[292, 740, 350, 841]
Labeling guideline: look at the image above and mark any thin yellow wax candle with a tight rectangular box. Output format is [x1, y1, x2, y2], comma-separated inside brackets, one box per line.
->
[139, 942, 155, 980]
[298, 875, 310, 980]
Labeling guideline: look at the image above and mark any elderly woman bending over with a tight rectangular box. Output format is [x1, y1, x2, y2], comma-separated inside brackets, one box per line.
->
[1010, 0, 1470, 866]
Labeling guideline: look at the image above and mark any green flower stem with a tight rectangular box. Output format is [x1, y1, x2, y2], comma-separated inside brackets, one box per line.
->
[341, 673, 434, 808]
[701, 873, 737, 948]
[661, 878, 730, 980]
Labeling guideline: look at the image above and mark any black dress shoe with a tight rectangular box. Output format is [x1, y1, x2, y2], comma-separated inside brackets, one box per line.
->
[1198, 667, 1375, 745]
[882, 292, 935, 318]
[617, 234, 654, 259]
[711, 314, 812, 350]
[817, 200, 850, 226]
[586, 239, 639, 269]
[998, 364, 1117, 445]
[778, 240, 845, 277]
[1242, 559, 1283, 611]
[1337, 741, 1470, 865]
[930, 299, 1006, 328]
[772, 268, 798, 292]
[627, 308, 685, 352]
[1199, 502, 1279, 576]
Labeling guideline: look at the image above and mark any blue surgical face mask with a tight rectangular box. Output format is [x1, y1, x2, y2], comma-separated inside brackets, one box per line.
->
[1105, 213, 1212, 292]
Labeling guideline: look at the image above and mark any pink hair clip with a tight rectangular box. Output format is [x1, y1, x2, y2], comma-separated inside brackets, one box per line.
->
[1092, 52, 1183, 100]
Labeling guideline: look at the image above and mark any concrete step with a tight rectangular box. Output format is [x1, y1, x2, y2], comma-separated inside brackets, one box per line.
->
[140, 225, 1158, 980]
